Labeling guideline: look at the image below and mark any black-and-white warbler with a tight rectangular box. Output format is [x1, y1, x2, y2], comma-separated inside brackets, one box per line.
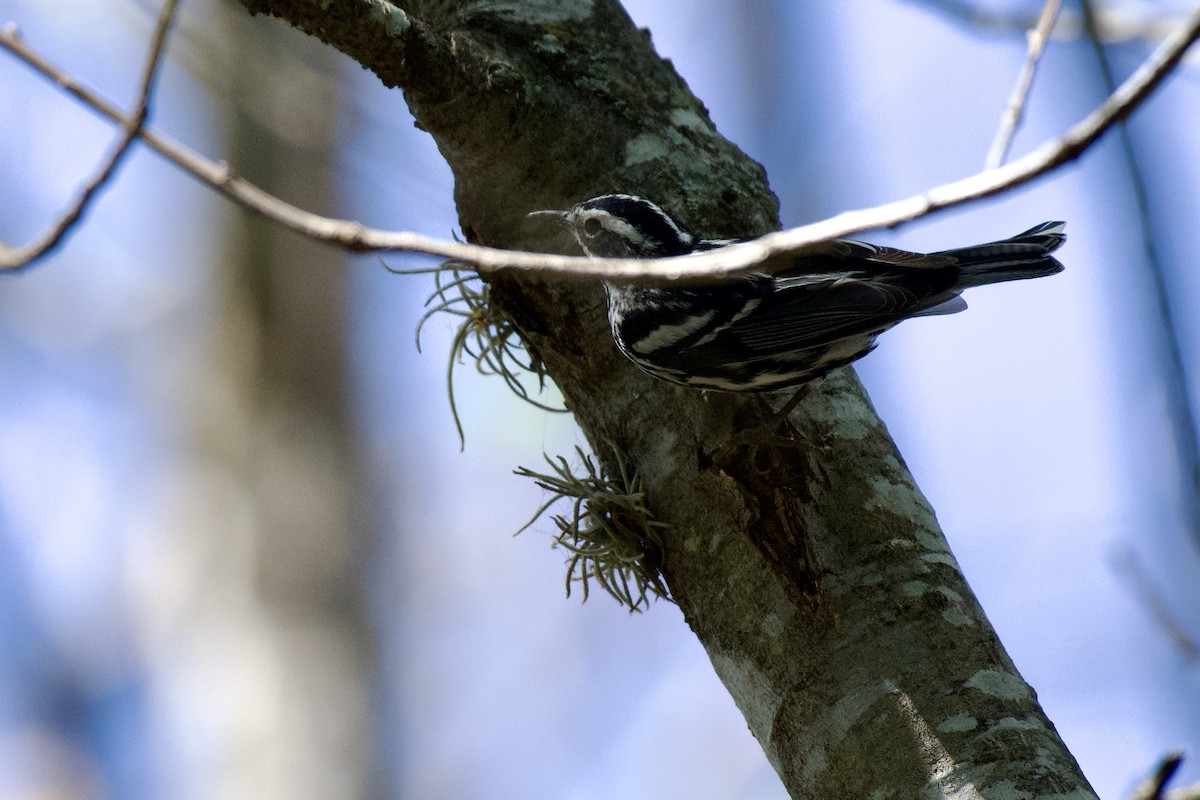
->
[531, 194, 1065, 393]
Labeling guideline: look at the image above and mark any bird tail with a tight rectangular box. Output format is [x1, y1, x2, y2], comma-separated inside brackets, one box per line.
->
[939, 221, 1067, 288]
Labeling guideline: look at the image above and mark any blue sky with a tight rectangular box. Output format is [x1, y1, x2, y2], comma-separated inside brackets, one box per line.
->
[1, 1, 1199, 798]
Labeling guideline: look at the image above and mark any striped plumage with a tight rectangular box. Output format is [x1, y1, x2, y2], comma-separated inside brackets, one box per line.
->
[532, 194, 1065, 393]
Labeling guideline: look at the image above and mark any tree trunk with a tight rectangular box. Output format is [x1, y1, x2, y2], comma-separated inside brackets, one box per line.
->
[182, 9, 375, 795]
[236, 1, 1097, 797]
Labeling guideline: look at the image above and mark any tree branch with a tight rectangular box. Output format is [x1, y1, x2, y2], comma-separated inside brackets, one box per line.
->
[0, 0, 179, 270]
[985, 0, 1061, 169]
[3, 3, 1199, 281]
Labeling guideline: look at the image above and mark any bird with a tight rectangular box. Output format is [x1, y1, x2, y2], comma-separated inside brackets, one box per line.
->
[529, 193, 1065, 395]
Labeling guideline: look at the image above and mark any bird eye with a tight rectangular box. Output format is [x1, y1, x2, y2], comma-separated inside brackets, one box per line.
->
[583, 218, 603, 237]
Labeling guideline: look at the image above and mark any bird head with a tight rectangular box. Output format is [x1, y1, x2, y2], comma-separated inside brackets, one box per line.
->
[528, 194, 695, 259]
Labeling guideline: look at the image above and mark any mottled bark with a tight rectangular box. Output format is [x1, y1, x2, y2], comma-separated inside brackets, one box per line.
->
[237, 1, 1097, 797]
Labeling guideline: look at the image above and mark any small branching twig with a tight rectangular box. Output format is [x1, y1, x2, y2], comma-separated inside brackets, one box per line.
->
[516, 446, 670, 611]
[908, 0, 1186, 46]
[0, 0, 179, 269]
[986, 0, 1061, 169]
[393, 260, 566, 447]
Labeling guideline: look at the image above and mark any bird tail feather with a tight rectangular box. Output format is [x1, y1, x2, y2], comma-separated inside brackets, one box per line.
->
[940, 221, 1067, 288]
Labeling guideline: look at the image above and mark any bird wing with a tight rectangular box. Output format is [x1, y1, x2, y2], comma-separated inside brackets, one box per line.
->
[722, 244, 960, 354]
[816, 238, 958, 269]
[729, 273, 931, 352]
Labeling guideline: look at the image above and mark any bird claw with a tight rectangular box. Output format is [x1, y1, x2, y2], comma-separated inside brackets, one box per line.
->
[704, 384, 822, 468]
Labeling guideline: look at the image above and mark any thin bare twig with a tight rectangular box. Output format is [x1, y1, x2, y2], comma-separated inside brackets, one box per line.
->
[1128, 751, 1185, 800]
[1111, 548, 1199, 663]
[986, 0, 1061, 169]
[1080, 0, 1200, 551]
[2, 6, 1200, 282]
[906, 0, 1185, 47]
[0, 0, 179, 270]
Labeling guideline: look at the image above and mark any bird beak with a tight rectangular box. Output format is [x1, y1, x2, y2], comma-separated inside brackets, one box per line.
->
[526, 208, 571, 227]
